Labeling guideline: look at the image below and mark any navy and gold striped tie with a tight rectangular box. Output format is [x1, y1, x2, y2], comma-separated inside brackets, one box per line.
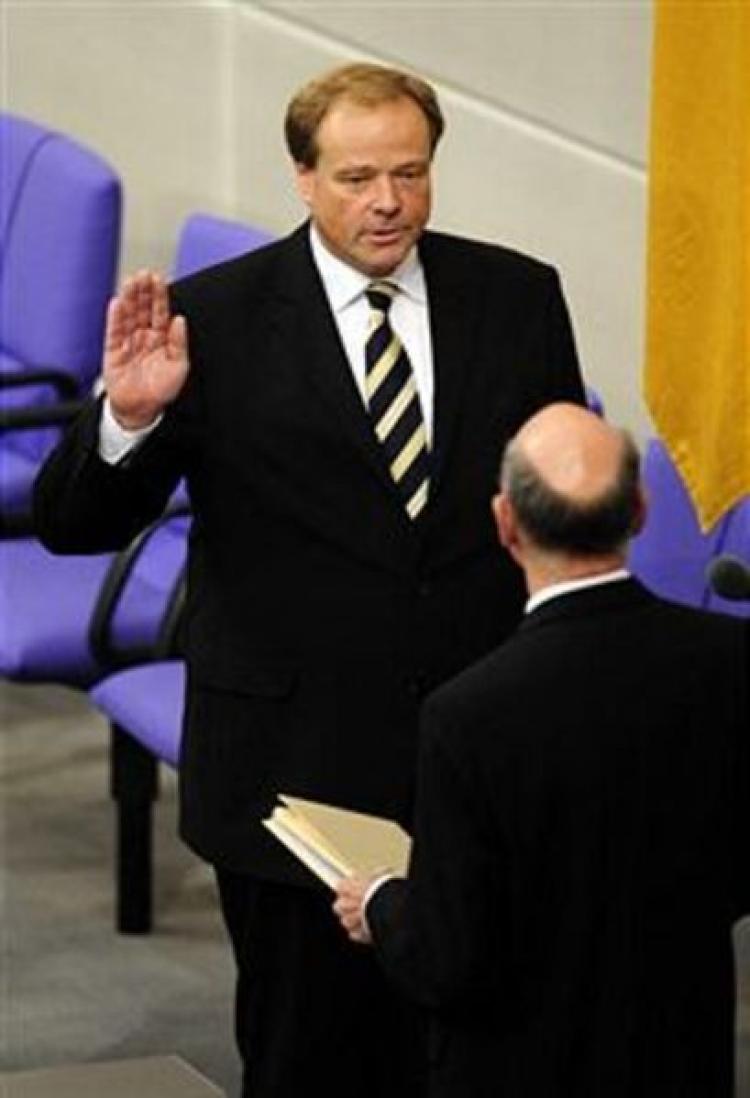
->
[364, 281, 430, 520]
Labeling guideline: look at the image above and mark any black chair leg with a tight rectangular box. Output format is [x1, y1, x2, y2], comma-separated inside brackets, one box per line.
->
[110, 723, 159, 933]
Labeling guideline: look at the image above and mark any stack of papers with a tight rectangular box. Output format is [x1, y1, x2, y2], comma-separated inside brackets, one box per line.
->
[263, 794, 410, 889]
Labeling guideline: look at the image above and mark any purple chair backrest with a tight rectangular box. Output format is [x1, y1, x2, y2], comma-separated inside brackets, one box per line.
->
[172, 213, 274, 280]
[585, 385, 605, 417]
[628, 438, 727, 609]
[0, 115, 51, 247]
[703, 495, 750, 618]
[0, 113, 122, 459]
[0, 113, 121, 382]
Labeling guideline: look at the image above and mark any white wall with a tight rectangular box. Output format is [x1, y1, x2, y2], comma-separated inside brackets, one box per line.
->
[2, 0, 234, 272]
[3, 0, 653, 435]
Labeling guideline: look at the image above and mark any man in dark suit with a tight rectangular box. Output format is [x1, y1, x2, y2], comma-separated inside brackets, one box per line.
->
[33, 64, 584, 1098]
[335, 402, 750, 1098]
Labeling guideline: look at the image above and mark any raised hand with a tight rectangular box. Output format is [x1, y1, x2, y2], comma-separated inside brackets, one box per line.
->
[103, 270, 189, 430]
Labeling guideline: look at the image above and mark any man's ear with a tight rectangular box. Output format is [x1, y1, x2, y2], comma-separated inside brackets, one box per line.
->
[294, 163, 314, 208]
[492, 492, 516, 552]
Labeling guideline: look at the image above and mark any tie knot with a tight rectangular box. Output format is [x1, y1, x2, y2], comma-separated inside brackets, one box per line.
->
[366, 281, 398, 314]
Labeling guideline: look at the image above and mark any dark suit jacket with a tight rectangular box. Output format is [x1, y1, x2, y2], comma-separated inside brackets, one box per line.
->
[33, 224, 584, 882]
[368, 578, 750, 1098]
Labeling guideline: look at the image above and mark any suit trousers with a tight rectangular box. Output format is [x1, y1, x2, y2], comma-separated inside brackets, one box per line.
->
[215, 869, 429, 1098]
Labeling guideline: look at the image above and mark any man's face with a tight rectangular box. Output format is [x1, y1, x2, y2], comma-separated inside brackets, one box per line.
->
[295, 95, 433, 277]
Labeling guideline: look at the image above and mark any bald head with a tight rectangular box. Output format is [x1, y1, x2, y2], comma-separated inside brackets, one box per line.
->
[498, 403, 643, 562]
[515, 403, 628, 505]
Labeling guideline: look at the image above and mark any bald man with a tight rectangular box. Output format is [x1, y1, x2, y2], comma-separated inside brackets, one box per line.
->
[334, 403, 750, 1098]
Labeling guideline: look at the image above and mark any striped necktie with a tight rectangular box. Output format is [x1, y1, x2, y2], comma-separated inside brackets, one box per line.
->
[364, 281, 430, 520]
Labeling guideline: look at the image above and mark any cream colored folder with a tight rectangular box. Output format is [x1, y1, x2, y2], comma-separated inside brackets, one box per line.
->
[262, 794, 411, 890]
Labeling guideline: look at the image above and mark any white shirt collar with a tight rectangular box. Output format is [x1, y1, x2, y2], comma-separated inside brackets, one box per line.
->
[308, 223, 426, 313]
[525, 569, 631, 615]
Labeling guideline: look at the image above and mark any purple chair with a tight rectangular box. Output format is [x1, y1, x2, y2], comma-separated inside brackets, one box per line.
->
[87, 212, 274, 932]
[0, 497, 190, 938]
[703, 496, 750, 618]
[0, 213, 270, 690]
[0, 113, 122, 533]
[628, 438, 728, 609]
[0, 509, 189, 683]
[173, 211, 273, 276]
[91, 661, 185, 767]
[585, 385, 605, 417]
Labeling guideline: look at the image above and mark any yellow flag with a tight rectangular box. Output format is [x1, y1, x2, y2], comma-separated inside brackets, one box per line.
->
[645, 0, 750, 530]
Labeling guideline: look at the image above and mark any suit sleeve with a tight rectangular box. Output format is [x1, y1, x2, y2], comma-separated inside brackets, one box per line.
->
[32, 397, 185, 552]
[368, 698, 510, 1012]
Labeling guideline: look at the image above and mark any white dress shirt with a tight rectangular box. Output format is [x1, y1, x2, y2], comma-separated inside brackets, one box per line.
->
[524, 569, 631, 615]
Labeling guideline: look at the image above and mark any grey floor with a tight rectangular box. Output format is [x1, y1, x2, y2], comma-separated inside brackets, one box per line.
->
[3, 679, 750, 1097]
[0, 680, 240, 1096]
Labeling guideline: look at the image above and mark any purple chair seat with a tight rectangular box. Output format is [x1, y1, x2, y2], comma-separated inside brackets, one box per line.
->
[0, 542, 114, 681]
[90, 661, 185, 767]
[0, 514, 189, 685]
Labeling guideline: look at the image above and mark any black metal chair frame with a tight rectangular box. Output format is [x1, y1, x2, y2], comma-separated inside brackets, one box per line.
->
[0, 372, 88, 534]
[100, 529, 187, 934]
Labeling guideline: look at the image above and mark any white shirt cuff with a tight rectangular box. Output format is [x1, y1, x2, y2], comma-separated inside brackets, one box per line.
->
[99, 398, 163, 464]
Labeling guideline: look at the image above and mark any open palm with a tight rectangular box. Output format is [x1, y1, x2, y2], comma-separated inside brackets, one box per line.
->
[103, 270, 189, 429]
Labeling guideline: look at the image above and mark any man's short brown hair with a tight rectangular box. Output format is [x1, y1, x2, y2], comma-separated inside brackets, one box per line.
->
[284, 62, 445, 168]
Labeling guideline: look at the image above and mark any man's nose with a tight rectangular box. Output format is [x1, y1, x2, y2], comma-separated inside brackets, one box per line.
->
[371, 175, 400, 213]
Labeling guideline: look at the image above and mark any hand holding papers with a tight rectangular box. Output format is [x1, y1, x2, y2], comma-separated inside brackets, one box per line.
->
[263, 794, 410, 890]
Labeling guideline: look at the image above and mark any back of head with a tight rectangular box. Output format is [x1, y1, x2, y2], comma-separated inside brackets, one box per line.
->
[284, 62, 445, 168]
[500, 403, 642, 558]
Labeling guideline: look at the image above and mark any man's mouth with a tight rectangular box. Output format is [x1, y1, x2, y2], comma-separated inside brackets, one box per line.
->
[368, 227, 406, 243]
